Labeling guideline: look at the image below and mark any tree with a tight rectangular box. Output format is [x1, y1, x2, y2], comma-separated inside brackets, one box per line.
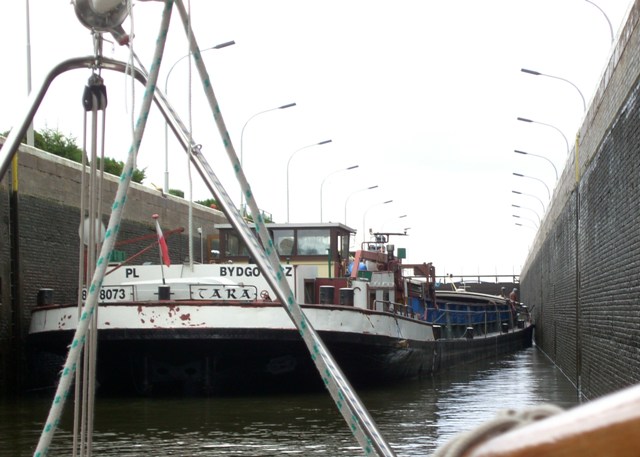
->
[34, 128, 84, 162]
[28, 127, 146, 184]
[95, 156, 147, 184]
[195, 197, 219, 208]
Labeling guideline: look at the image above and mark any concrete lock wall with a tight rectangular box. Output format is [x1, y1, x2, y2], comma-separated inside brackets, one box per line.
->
[0, 139, 227, 393]
[521, 1, 640, 400]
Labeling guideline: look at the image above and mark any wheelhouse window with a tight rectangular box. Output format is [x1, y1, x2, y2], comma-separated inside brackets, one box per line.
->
[226, 232, 250, 257]
[338, 233, 349, 262]
[215, 223, 355, 268]
[297, 229, 330, 256]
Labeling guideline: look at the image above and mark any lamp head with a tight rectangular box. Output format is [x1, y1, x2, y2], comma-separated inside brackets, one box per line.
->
[521, 68, 541, 76]
[73, 0, 129, 33]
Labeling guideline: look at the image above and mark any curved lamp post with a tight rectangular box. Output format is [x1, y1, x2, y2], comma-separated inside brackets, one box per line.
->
[521, 68, 586, 112]
[512, 189, 546, 214]
[517, 117, 570, 155]
[286, 139, 332, 222]
[362, 200, 393, 246]
[320, 165, 359, 222]
[584, 0, 614, 45]
[513, 172, 551, 200]
[513, 214, 539, 229]
[514, 149, 558, 181]
[344, 185, 378, 226]
[163, 40, 235, 193]
[512, 204, 541, 225]
[239, 102, 297, 212]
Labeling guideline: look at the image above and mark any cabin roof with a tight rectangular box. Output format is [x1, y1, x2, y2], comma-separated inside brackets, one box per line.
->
[214, 222, 356, 233]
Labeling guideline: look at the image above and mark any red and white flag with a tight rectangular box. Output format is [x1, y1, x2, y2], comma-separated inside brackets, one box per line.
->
[153, 214, 171, 267]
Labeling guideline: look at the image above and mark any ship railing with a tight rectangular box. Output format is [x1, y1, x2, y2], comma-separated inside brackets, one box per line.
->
[515, 303, 530, 323]
[377, 300, 421, 319]
[426, 307, 517, 338]
[374, 300, 524, 338]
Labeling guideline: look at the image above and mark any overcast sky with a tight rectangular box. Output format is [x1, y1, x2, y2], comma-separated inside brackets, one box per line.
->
[0, 0, 633, 276]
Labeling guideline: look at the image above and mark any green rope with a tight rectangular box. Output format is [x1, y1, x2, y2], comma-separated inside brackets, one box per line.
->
[173, 1, 395, 455]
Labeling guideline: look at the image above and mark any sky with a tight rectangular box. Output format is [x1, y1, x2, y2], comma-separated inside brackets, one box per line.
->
[0, 0, 633, 277]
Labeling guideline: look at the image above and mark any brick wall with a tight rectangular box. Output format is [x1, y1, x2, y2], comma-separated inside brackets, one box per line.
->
[521, 1, 640, 399]
[0, 141, 227, 393]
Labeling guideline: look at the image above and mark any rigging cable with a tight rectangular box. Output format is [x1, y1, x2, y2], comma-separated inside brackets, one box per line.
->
[73, 32, 110, 457]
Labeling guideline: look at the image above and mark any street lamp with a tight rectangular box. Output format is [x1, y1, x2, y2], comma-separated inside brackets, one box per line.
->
[362, 200, 393, 246]
[517, 117, 570, 155]
[521, 68, 586, 112]
[382, 214, 407, 230]
[512, 204, 541, 225]
[344, 185, 378, 226]
[512, 190, 546, 214]
[584, 0, 614, 45]
[513, 172, 551, 200]
[515, 222, 536, 231]
[286, 139, 332, 222]
[239, 102, 297, 212]
[163, 40, 235, 194]
[513, 214, 539, 229]
[320, 165, 359, 222]
[514, 149, 558, 181]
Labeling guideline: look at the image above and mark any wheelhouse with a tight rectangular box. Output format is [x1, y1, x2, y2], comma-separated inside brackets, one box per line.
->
[213, 222, 355, 278]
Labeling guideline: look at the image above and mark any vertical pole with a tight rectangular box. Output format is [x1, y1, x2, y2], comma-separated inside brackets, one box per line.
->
[26, 0, 34, 146]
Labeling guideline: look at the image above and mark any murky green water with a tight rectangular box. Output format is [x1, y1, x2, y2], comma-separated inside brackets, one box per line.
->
[0, 347, 578, 456]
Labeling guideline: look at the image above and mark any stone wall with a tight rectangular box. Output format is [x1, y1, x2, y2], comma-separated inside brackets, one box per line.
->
[0, 139, 227, 393]
[520, 1, 640, 399]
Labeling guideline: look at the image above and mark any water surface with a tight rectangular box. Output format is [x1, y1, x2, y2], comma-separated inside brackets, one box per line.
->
[0, 347, 578, 456]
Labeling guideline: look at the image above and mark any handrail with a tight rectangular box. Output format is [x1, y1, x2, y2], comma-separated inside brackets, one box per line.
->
[382, 301, 522, 339]
[0, 55, 210, 189]
[463, 383, 640, 457]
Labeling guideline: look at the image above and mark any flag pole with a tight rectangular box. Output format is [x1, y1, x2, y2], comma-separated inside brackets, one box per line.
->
[152, 214, 167, 285]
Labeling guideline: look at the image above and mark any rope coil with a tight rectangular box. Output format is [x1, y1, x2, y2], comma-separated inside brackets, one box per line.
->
[433, 404, 563, 457]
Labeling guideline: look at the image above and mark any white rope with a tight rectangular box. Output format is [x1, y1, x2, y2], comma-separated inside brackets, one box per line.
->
[66, 32, 113, 457]
[432, 404, 563, 457]
[72, 95, 90, 457]
[32, 3, 173, 455]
